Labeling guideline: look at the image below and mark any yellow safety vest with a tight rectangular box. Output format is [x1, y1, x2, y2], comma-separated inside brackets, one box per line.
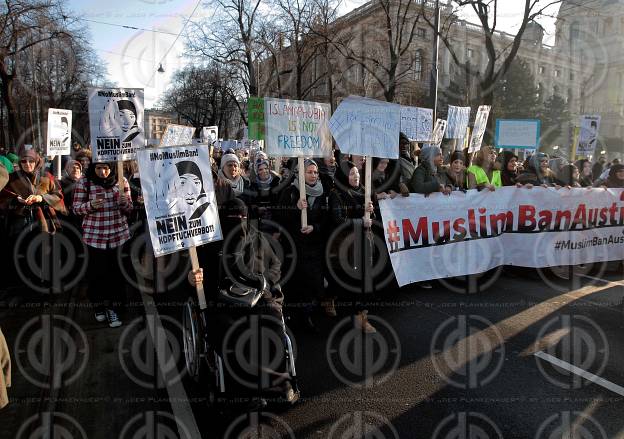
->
[467, 165, 502, 187]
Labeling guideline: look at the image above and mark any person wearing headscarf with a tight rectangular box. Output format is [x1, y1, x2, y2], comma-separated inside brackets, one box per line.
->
[498, 151, 520, 187]
[558, 164, 582, 188]
[371, 156, 404, 199]
[278, 159, 328, 330]
[398, 132, 416, 184]
[575, 159, 594, 187]
[217, 153, 250, 198]
[407, 145, 450, 195]
[439, 150, 467, 191]
[328, 161, 378, 333]
[517, 152, 559, 187]
[0, 148, 65, 237]
[75, 149, 92, 172]
[0, 155, 13, 174]
[466, 146, 501, 191]
[249, 157, 282, 236]
[73, 162, 132, 328]
[549, 157, 569, 186]
[315, 152, 338, 198]
[594, 163, 624, 188]
[59, 159, 83, 228]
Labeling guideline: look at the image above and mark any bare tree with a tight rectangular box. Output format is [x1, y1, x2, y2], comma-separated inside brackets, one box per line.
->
[422, 0, 563, 110]
[331, 0, 424, 102]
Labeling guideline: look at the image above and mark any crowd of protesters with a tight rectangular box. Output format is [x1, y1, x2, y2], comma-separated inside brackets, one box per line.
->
[0, 137, 623, 336]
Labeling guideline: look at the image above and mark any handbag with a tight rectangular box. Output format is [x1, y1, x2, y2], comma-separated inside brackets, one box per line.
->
[217, 283, 266, 308]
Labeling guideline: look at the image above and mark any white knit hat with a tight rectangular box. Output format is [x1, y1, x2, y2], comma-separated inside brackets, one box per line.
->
[220, 153, 240, 169]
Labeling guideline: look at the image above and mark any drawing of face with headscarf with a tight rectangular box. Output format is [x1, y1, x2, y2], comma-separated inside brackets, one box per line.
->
[175, 161, 210, 220]
[117, 100, 140, 142]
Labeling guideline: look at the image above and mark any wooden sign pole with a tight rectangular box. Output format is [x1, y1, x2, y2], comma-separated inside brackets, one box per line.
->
[117, 161, 124, 188]
[364, 157, 372, 221]
[56, 155, 62, 180]
[298, 157, 308, 228]
[188, 246, 207, 310]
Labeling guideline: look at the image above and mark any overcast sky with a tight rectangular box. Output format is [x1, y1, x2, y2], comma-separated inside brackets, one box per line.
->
[66, 0, 562, 108]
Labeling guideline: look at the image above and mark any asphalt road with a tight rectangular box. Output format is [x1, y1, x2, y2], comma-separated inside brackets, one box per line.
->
[1, 261, 623, 439]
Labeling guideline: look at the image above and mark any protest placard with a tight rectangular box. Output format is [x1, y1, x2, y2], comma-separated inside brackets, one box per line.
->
[468, 105, 491, 153]
[494, 119, 541, 149]
[429, 119, 447, 146]
[576, 115, 601, 157]
[88, 88, 144, 162]
[248, 97, 265, 141]
[138, 145, 222, 258]
[46, 108, 72, 156]
[264, 98, 332, 158]
[201, 126, 219, 145]
[329, 96, 401, 159]
[400, 106, 433, 142]
[445, 106, 471, 139]
[160, 124, 195, 147]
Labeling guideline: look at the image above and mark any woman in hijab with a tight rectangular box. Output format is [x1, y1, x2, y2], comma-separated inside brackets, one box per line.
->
[517, 152, 560, 187]
[558, 164, 582, 188]
[315, 153, 338, 198]
[60, 159, 83, 228]
[328, 161, 377, 333]
[0, 148, 65, 237]
[467, 146, 501, 191]
[278, 159, 327, 330]
[175, 161, 211, 220]
[73, 162, 132, 328]
[575, 159, 594, 187]
[499, 151, 520, 187]
[249, 158, 282, 237]
[408, 145, 450, 195]
[594, 163, 624, 188]
[117, 100, 141, 143]
[217, 153, 250, 199]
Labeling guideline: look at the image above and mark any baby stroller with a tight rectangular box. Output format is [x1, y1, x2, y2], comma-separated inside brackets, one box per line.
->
[182, 265, 299, 408]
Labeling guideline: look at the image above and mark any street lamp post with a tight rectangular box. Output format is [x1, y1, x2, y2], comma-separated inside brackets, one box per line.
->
[430, 0, 441, 121]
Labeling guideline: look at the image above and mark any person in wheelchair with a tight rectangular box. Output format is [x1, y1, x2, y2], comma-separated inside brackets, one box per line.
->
[188, 198, 299, 405]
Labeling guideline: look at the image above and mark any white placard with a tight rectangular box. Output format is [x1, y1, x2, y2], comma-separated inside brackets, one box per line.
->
[576, 115, 601, 157]
[264, 98, 332, 158]
[429, 119, 447, 146]
[46, 108, 72, 156]
[468, 105, 491, 153]
[329, 96, 401, 159]
[201, 126, 219, 144]
[88, 88, 144, 162]
[400, 106, 433, 142]
[445, 106, 471, 139]
[138, 145, 222, 257]
[160, 124, 195, 147]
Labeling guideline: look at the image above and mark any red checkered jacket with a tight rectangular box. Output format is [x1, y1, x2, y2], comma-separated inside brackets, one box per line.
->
[72, 176, 132, 249]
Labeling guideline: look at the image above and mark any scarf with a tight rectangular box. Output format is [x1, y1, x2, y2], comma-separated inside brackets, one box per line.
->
[316, 158, 336, 179]
[292, 177, 324, 208]
[218, 169, 245, 195]
[86, 163, 117, 189]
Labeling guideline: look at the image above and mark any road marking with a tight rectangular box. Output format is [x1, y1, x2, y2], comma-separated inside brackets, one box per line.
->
[534, 351, 624, 397]
[580, 274, 624, 288]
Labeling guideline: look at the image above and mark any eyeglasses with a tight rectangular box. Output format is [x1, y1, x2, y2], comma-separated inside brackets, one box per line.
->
[20, 159, 35, 164]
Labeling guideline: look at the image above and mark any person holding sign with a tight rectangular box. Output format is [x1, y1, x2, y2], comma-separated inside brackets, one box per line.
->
[466, 146, 502, 191]
[73, 162, 132, 328]
[328, 161, 377, 333]
[278, 159, 328, 329]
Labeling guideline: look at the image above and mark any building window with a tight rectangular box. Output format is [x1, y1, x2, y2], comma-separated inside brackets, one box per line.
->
[467, 48, 474, 58]
[554, 69, 561, 78]
[413, 50, 423, 80]
[417, 28, 426, 38]
[538, 66, 545, 75]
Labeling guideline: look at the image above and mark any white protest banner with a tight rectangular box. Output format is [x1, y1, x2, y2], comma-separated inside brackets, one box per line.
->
[138, 145, 222, 257]
[160, 124, 195, 147]
[576, 115, 601, 157]
[429, 119, 447, 146]
[329, 96, 401, 159]
[264, 98, 332, 158]
[88, 88, 144, 162]
[468, 105, 491, 153]
[379, 187, 624, 286]
[201, 126, 219, 144]
[445, 106, 471, 139]
[494, 119, 541, 149]
[400, 106, 433, 142]
[46, 108, 72, 156]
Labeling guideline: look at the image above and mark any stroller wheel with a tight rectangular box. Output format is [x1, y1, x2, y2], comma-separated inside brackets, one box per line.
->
[182, 298, 201, 380]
